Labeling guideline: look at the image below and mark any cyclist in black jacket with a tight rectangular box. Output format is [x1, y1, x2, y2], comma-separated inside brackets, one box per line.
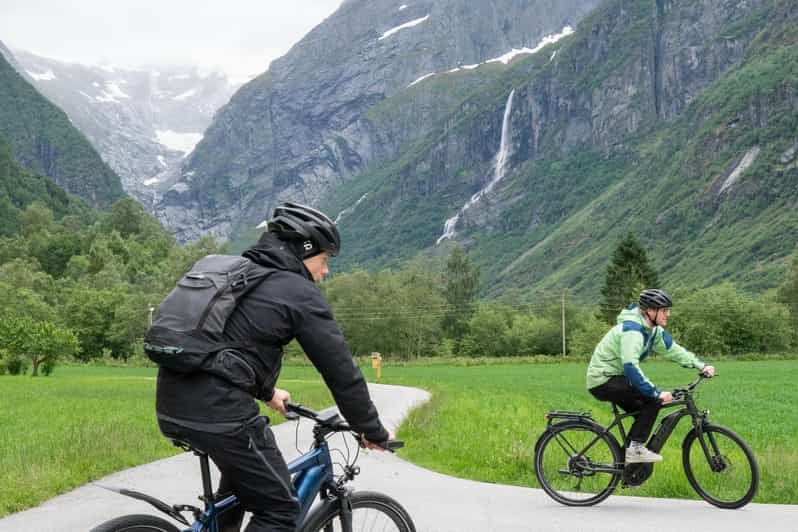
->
[156, 202, 392, 532]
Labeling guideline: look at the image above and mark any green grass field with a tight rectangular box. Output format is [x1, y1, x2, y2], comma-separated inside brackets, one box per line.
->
[0, 360, 795, 516]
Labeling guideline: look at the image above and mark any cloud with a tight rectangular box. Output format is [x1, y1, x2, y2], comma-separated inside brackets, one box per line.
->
[0, 0, 343, 78]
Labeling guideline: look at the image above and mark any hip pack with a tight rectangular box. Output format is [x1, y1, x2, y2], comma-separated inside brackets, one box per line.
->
[144, 254, 272, 372]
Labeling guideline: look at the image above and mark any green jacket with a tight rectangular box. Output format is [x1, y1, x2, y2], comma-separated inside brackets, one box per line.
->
[586, 305, 705, 398]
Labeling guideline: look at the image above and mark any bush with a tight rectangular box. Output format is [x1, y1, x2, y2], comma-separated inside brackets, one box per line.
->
[669, 284, 791, 356]
[567, 312, 609, 360]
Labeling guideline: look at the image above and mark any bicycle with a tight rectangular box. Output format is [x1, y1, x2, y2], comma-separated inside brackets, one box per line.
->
[91, 402, 416, 532]
[533, 374, 758, 509]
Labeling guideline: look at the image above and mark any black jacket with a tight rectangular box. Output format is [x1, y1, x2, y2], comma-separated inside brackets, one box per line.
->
[156, 232, 389, 443]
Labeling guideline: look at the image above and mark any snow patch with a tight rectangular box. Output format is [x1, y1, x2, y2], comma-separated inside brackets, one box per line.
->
[408, 73, 435, 87]
[173, 89, 197, 101]
[408, 26, 573, 88]
[95, 92, 119, 103]
[398, 4, 407, 10]
[155, 130, 203, 155]
[143, 178, 160, 186]
[105, 82, 130, 99]
[26, 69, 56, 81]
[157, 155, 167, 167]
[379, 15, 429, 40]
[719, 146, 760, 194]
[486, 26, 573, 65]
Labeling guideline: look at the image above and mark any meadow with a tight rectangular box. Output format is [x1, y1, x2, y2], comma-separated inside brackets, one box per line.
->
[0, 359, 795, 516]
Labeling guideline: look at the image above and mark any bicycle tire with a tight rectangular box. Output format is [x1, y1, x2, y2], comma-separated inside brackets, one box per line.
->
[90, 514, 181, 532]
[682, 423, 759, 509]
[300, 490, 415, 532]
[534, 420, 623, 506]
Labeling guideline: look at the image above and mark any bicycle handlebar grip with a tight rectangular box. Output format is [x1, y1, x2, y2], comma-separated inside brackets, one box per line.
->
[382, 439, 405, 452]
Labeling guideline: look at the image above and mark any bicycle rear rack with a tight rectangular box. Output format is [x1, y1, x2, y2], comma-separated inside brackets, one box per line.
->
[544, 410, 593, 424]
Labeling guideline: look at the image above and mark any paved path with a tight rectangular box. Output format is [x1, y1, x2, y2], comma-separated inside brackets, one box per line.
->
[2, 383, 796, 531]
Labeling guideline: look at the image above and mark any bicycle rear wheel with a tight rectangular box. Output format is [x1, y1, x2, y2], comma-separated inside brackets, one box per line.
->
[90, 514, 180, 532]
[301, 491, 415, 532]
[534, 421, 622, 506]
[682, 424, 758, 509]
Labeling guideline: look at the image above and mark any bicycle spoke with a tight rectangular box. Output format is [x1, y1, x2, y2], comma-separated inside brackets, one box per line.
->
[535, 424, 621, 506]
[684, 425, 757, 508]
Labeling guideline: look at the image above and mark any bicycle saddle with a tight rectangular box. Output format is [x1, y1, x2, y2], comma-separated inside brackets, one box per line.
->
[171, 439, 207, 456]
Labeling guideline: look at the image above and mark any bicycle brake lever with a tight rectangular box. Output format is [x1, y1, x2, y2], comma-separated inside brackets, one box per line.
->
[284, 411, 300, 421]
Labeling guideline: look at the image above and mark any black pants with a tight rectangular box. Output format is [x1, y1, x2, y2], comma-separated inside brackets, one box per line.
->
[159, 416, 300, 532]
[589, 376, 661, 444]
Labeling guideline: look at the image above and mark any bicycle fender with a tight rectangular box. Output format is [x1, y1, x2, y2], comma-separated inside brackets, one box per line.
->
[94, 484, 190, 526]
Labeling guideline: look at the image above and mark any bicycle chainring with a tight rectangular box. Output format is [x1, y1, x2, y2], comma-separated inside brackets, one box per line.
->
[622, 463, 653, 487]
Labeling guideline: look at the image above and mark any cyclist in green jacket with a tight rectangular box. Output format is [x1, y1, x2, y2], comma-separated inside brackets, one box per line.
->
[586, 289, 716, 463]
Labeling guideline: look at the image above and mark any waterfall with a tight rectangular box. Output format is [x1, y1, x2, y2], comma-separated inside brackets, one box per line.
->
[437, 88, 515, 244]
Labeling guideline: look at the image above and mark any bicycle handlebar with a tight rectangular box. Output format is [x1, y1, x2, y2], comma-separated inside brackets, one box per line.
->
[671, 372, 716, 400]
[284, 401, 404, 452]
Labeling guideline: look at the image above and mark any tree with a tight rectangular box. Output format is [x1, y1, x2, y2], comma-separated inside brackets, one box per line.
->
[442, 245, 480, 342]
[0, 315, 79, 376]
[108, 197, 146, 237]
[19, 202, 53, 236]
[598, 233, 659, 323]
[777, 253, 798, 345]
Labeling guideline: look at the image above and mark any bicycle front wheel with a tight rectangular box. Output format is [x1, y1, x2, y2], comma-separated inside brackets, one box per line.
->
[682, 424, 759, 509]
[90, 514, 181, 532]
[301, 491, 415, 532]
[534, 421, 622, 506]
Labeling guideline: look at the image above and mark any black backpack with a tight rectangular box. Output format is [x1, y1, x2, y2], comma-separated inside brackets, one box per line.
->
[144, 254, 273, 373]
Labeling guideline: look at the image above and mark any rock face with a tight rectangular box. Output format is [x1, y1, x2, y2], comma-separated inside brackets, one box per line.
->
[322, 0, 798, 294]
[159, 0, 603, 242]
[10, 49, 239, 209]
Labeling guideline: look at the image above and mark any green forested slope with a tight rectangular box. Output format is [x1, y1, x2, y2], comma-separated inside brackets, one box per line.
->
[0, 53, 123, 207]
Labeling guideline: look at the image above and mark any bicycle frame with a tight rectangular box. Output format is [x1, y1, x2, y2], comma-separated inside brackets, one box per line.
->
[188, 439, 338, 531]
[545, 377, 711, 478]
[103, 431, 341, 532]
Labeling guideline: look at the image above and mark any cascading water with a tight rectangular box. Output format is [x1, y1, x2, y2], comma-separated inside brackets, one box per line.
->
[437, 89, 515, 244]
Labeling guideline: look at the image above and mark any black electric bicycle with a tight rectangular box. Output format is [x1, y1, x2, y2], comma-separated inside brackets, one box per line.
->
[534, 374, 758, 509]
[91, 402, 415, 532]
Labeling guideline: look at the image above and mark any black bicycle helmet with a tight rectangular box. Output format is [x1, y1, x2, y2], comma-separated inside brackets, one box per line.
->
[265, 201, 341, 258]
[639, 288, 673, 309]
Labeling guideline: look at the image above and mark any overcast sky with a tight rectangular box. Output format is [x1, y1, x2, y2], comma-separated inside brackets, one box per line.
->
[0, 0, 344, 81]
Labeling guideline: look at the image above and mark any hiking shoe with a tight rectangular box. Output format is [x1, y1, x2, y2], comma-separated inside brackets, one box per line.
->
[625, 446, 663, 463]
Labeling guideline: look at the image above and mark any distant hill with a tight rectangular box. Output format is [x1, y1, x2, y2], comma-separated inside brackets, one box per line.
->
[0, 49, 124, 207]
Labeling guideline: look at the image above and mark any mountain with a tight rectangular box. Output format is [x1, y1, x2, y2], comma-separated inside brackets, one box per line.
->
[322, 0, 798, 295]
[9, 50, 240, 208]
[0, 48, 124, 207]
[157, 0, 603, 242]
[153, 0, 796, 297]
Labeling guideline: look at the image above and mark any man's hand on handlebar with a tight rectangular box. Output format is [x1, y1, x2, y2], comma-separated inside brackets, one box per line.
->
[658, 390, 674, 404]
[363, 430, 396, 452]
[267, 387, 292, 415]
[701, 365, 716, 378]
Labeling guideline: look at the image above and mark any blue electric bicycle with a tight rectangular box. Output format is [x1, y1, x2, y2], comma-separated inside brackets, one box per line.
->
[91, 402, 415, 532]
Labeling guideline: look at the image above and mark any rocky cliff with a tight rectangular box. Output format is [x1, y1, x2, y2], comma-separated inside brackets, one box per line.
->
[322, 0, 797, 294]
[158, 0, 602, 242]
